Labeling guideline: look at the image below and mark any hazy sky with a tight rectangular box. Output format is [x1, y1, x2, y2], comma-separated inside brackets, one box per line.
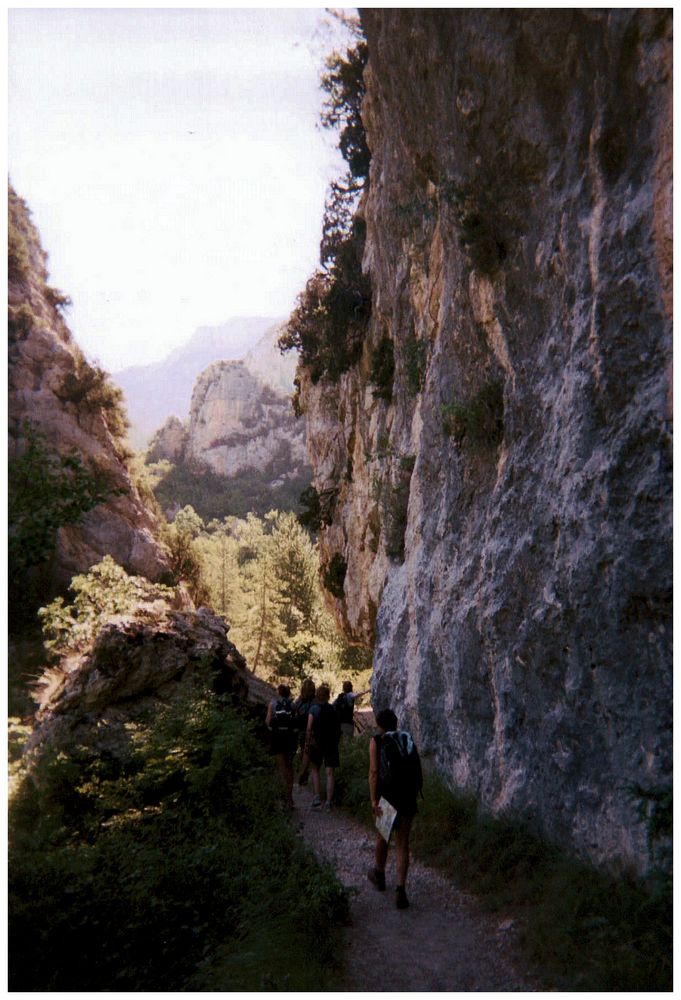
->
[9, 8, 349, 370]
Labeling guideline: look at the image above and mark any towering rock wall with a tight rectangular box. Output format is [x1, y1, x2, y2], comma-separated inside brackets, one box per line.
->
[300, 10, 672, 873]
[8, 187, 170, 595]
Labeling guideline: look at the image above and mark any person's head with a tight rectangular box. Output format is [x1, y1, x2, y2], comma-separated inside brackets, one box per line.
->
[317, 684, 331, 703]
[300, 678, 316, 700]
[375, 708, 398, 733]
[342, 680, 353, 694]
[277, 683, 291, 699]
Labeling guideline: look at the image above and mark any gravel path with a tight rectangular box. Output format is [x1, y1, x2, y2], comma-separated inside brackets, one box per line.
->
[292, 783, 542, 992]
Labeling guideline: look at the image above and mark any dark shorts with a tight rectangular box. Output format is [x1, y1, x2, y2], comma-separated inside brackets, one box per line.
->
[270, 732, 298, 757]
[309, 741, 340, 769]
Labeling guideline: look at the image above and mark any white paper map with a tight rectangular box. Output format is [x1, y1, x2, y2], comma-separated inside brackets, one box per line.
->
[375, 796, 397, 843]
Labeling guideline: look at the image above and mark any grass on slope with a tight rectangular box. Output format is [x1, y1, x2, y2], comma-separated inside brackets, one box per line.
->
[334, 735, 672, 992]
[9, 686, 348, 992]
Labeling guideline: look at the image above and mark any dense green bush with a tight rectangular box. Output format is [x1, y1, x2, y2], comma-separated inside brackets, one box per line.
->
[151, 459, 312, 522]
[9, 687, 349, 991]
[56, 357, 130, 439]
[323, 552, 347, 599]
[297, 484, 338, 532]
[369, 337, 395, 402]
[39, 555, 174, 657]
[442, 382, 504, 448]
[9, 423, 117, 579]
[380, 456, 415, 561]
[335, 742, 672, 992]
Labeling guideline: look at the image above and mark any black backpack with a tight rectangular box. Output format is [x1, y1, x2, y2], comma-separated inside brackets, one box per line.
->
[312, 702, 341, 744]
[271, 697, 295, 733]
[379, 730, 423, 808]
[333, 692, 353, 725]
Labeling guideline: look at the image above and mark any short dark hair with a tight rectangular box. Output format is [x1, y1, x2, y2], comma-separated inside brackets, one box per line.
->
[342, 681, 353, 693]
[376, 708, 397, 732]
[277, 684, 291, 698]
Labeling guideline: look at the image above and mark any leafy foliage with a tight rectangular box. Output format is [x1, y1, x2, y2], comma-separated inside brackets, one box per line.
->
[166, 506, 211, 606]
[9, 687, 349, 991]
[39, 555, 174, 657]
[9, 423, 118, 579]
[442, 382, 504, 448]
[56, 356, 130, 439]
[323, 552, 347, 599]
[378, 455, 415, 561]
[369, 336, 395, 401]
[8, 303, 39, 341]
[297, 484, 338, 532]
[150, 458, 312, 521]
[279, 31, 371, 385]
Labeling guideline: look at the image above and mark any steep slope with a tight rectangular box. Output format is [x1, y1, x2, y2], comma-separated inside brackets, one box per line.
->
[8, 186, 170, 608]
[298, 10, 672, 874]
[115, 317, 283, 448]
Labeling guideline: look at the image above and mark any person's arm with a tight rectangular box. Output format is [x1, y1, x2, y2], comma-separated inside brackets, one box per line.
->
[265, 702, 273, 727]
[305, 711, 314, 751]
[369, 738, 382, 816]
[353, 690, 370, 701]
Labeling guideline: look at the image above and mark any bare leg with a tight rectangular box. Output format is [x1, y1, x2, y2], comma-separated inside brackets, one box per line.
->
[311, 764, 321, 799]
[395, 816, 413, 886]
[375, 831, 389, 873]
[325, 766, 335, 803]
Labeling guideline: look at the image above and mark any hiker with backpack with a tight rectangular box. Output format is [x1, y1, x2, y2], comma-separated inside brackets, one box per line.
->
[265, 684, 298, 810]
[367, 708, 423, 910]
[333, 680, 370, 740]
[304, 683, 341, 811]
[292, 677, 316, 786]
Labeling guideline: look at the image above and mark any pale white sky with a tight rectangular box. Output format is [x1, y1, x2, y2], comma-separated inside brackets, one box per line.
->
[8, 7, 349, 370]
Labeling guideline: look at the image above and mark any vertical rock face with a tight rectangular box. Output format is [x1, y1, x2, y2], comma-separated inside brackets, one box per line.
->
[8, 187, 170, 592]
[300, 10, 671, 872]
[184, 360, 309, 479]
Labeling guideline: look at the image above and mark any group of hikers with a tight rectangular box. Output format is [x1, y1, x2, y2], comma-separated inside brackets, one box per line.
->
[266, 680, 422, 909]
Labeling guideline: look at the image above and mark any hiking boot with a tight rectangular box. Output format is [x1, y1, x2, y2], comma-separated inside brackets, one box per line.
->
[311, 795, 322, 809]
[395, 886, 409, 909]
[323, 800, 333, 812]
[367, 867, 386, 892]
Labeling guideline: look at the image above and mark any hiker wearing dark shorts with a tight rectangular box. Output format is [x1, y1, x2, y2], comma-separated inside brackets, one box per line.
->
[367, 707, 422, 909]
[305, 683, 341, 811]
[266, 684, 298, 810]
[293, 677, 316, 785]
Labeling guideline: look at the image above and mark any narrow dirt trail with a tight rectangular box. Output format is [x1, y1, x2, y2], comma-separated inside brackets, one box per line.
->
[292, 784, 543, 992]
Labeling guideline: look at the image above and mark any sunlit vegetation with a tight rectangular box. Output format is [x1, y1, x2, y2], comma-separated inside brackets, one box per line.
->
[335, 738, 672, 992]
[56, 354, 130, 440]
[192, 508, 371, 687]
[9, 680, 349, 991]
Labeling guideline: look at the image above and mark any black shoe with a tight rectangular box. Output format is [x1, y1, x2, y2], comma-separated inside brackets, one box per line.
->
[396, 886, 409, 909]
[367, 867, 386, 892]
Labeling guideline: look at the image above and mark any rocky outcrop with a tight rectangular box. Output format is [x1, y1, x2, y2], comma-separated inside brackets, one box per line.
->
[8, 187, 170, 596]
[299, 11, 672, 873]
[115, 317, 284, 448]
[185, 361, 307, 478]
[28, 599, 252, 755]
[146, 415, 188, 464]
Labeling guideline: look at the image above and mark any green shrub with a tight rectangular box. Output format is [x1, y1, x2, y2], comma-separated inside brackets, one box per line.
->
[442, 382, 504, 448]
[323, 552, 347, 599]
[44, 285, 72, 314]
[9, 688, 349, 991]
[8, 303, 39, 341]
[39, 555, 175, 657]
[369, 337, 395, 402]
[404, 331, 427, 396]
[297, 484, 338, 532]
[8, 222, 30, 283]
[381, 456, 415, 561]
[9, 423, 119, 580]
[57, 357, 130, 438]
[440, 181, 507, 275]
[320, 39, 370, 182]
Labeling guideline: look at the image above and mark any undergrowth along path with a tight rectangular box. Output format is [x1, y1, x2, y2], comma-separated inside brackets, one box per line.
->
[292, 784, 543, 992]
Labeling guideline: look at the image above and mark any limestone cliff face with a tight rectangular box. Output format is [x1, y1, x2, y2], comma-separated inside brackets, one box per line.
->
[8, 187, 170, 593]
[152, 360, 309, 484]
[300, 10, 672, 873]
